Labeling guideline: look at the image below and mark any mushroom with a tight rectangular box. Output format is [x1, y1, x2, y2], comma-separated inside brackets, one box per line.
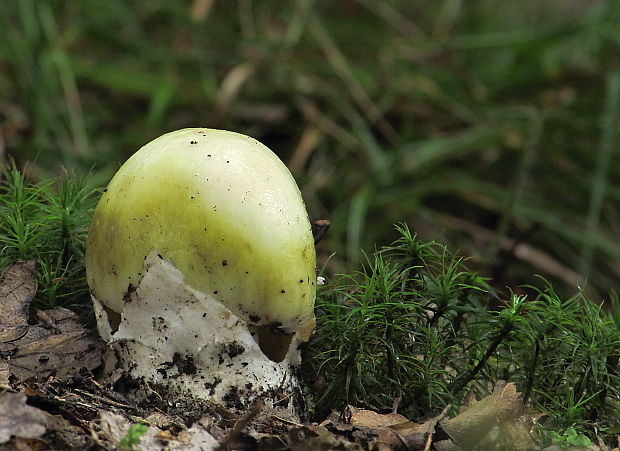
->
[85, 129, 316, 411]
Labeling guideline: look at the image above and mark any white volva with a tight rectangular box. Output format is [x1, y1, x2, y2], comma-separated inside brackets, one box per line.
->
[86, 129, 316, 410]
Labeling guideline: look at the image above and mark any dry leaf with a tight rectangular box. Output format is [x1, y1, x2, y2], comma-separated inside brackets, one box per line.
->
[1, 308, 104, 383]
[97, 411, 129, 444]
[0, 261, 103, 386]
[0, 392, 47, 444]
[0, 261, 36, 343]
[347, 406, 408, 428]
[168, 424, 219, 451]
[321, 406, 447, 450]
[439, 382, 523, 448]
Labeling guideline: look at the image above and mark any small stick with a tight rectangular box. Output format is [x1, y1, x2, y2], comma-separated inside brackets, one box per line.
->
[391, 395, 401, 414]
[215, 399, 265, 451]
[36, 309, 62, 334]
[423, 405, 450, 451]
[73, 388, 138, 411]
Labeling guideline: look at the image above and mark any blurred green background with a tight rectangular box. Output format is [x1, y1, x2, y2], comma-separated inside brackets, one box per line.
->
[2, 0, 619, 299]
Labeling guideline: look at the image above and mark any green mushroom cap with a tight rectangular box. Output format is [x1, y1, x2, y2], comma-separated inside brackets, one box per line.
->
[86, 128, 316, 333]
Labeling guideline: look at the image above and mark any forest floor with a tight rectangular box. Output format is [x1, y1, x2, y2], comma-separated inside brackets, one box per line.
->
[1, 260, 614, 451]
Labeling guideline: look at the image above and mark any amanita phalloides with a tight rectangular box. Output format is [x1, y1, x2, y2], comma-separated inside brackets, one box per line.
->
[85, 129, 316, 411]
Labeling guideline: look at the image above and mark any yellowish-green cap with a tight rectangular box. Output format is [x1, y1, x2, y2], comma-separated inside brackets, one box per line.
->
[86, 128, 316, 332]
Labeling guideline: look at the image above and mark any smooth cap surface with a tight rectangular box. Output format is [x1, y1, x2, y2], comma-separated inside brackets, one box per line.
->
[86, 128, 316, 331]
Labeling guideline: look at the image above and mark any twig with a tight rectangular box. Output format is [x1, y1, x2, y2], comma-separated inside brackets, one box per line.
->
[435, 212, 599, 298]
[271, 415, 303, 427]
[73, 388, 138, 411]
[36, 309, 62, 334]
[423, 404, 450, 451]
[215, 399, 265, 450]
[448, 324, 513, 394]
[391, 395, 401, 414]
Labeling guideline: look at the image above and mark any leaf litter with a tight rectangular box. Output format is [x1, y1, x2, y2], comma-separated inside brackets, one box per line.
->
[0, 261, 614, 450]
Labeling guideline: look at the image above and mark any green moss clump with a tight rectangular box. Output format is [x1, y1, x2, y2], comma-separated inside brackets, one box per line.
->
[303, 224, 620, 444]
[0, 165, 97, 313]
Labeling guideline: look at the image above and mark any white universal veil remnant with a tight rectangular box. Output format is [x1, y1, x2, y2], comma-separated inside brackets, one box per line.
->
[85, 129, 316, 411]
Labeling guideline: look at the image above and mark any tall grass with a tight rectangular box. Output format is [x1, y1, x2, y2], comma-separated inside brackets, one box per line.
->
[1, 1, 619, 296]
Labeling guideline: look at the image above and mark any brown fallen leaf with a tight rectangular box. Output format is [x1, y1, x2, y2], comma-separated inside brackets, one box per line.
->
[345, 407, 424, 450]
[439, 381, 523, 448]
[320, 406, 447, 450]
[0, 392, 47, 444]
[347, 405, 409, 428]
[0, 261, 36, 343]
[0, 307, 104, 383]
